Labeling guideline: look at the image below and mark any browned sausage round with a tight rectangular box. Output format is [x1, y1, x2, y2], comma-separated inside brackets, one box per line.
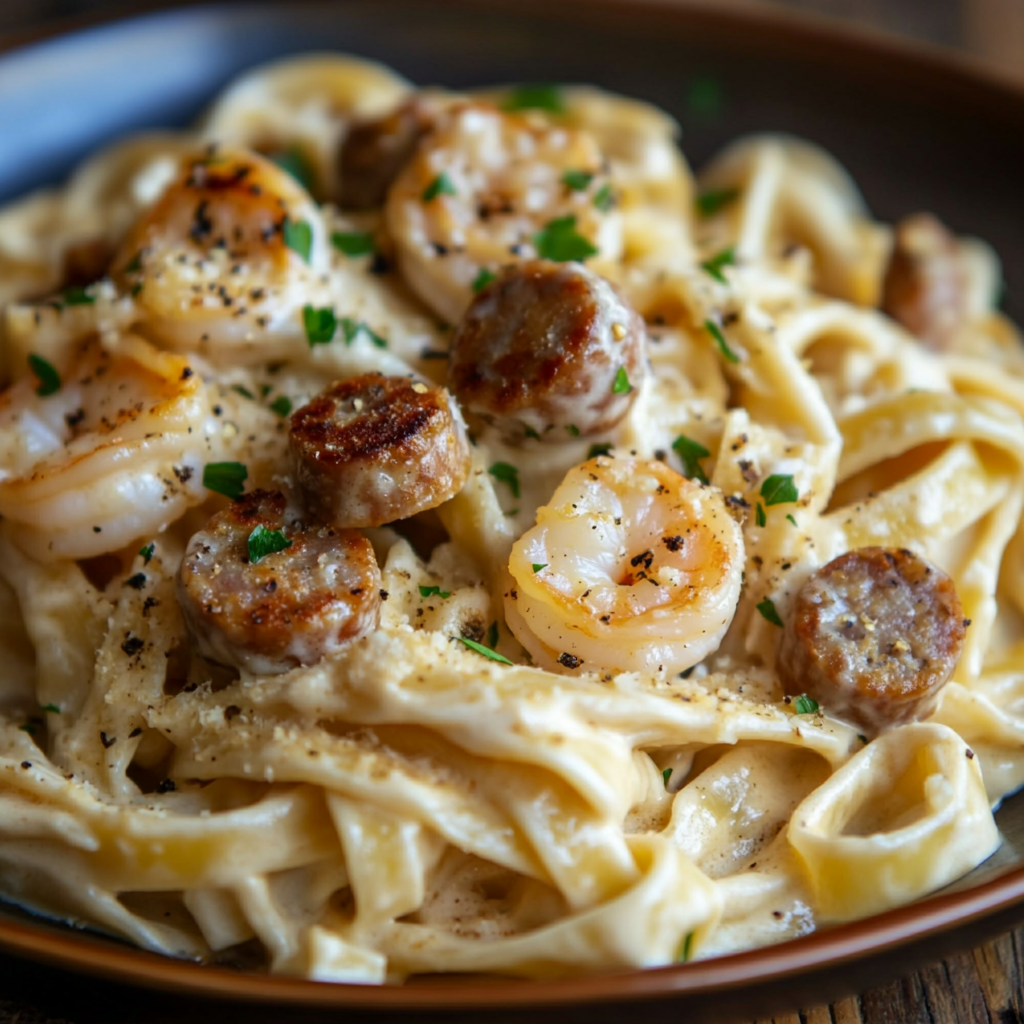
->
[881, 213, 969, 351]
[288, 373, 470, 528]
[776, 546, 966, 736]
[447, 259, 646, 442]
[337, 95, 440, 210]
[177, 489, 381, 675]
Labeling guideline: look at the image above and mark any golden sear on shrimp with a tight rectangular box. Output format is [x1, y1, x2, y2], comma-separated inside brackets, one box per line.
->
[0, 335, 208, 562]
[111, 146, 327, 351]
[385, 103, 622, 323]
[505, 456, 745, 676]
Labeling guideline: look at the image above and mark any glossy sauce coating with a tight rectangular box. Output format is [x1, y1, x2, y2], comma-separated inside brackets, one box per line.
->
[177, 489, 381, 675]
[448, 259, 646, 441]
[777, 546, 966, 735]
[288, 373, 470, 527]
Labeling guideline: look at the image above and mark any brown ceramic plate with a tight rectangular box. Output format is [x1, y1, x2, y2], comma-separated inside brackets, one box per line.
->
[3, 3, 1024, 1021]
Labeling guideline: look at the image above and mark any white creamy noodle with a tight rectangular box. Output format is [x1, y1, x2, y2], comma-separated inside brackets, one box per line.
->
[0, 54, 1022, 983]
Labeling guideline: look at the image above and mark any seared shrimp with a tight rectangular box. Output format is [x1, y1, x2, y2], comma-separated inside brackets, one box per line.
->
[111, 146, 328, 352]
[505, 456, 744, 675]
[0, 336, 208, 561]
[385, 104, 622, 323]
[289, 373, 470, 527]
[178, 489, 381, 675]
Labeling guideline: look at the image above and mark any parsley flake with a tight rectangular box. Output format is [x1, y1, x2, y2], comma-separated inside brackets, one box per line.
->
[303, 305, 337, 346]
[524, 425, 542, 441]
[62, 286, 94, 306]
[488, 461, 521, 499]
[269, 147, 315, 191]
[139, 543, 154, 564]
[561, 169, 594, 191]
[705, 319, 739, 363]
[456, 636, 513, 665]
[282, 217, 313, 263]
[331, 230, 375, 257]
[593, 183, 615, 211]
[502, 84, 565, 113]
[678, 931, 695, 962]
[786, 513, 798, 527]
[760, 474, 798, 506]
[472, 268, 497, 292]
[232, 384, 254, 400]
[587, 443, 613, 459]
[662, 767, 673, 787]
[248, 525, 293, 564]
[340, 317, 387, 349]
[755, 502, 766, 528]
[612, 367, 632, 394]
[794, 694, 819, 715]
[534, 215, 598, 262]
[422, 172, 457, 202]
[487, 622, 499, 649]
[756, 598, 783, 627]
[671, 435, 710, 484]
[696, 186, 740, 217]
[203, 461, 248, 499]
[565, 424, 580, 437]
[687, 75, 724, 120]
[419, 584, 451, 599]
[40, 703, 61, 714]
[123, 251, 144, 275]
[124, 573, 147, 590]
[28, 354, 60, 397]
[532, 563, 548, 573]
[700, 246, 736, 284]
[269, 395, 292, 418]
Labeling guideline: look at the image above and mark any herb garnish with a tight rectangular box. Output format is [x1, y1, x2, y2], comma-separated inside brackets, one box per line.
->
[786, 513, 798, 527]
[456, 636, 513, 665]
[302, 305, 337, 346]
[28, 354, 60, 397]
[565, 424, 580, 437]
[671, 434, 710, 484]
[40, 703, 61, 714]
[760, 474, 798, 506]
[270, 395, 292, 418]
[331, 230, 375, 257]
[593, 183, 615, 211]
[700, 246, 736, 284]
[678, 931, 695, 962]
[534, 215, 598, 262]
[282, 217, 313, 263]
[532, 563, 548, 573]
[488, 461, 521, 499]
[203, 461, 248, 499]
[562, 169, 594, 191]
[587, 443, 613, 459]
[755, 503, 766, 528]
[612, 367, 632, 394]
[248, 525, 293, 563]
[419, 584, 451, 599]
[124, 573, 147, 590]
[695, 186, 740, 217]
[503, 84, 565, 113]
[422, 172, 457, 202]
[662, 767, 673, 787]
[756, 598, 783, 627]
[487, 622, 499, 649]
[62, 286, 95, 306]
[705, 319, 739, 363]
[270, 147, 315, 191]
[340, 317, 387, 348]
[472, 268, 496, 292]
[232, 384, 254, 400]
[794, 694, 819, 715]
[139, 543, 155, 564]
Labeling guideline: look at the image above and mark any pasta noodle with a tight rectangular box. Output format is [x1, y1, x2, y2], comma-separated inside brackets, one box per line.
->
[0, 53, 1021, 983]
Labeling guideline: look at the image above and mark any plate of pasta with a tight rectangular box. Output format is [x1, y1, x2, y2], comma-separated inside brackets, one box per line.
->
[4, 2, 1024, 1020]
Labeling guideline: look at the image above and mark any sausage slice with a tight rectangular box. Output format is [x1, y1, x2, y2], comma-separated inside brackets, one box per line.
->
[177, 489, 381, 675]
[448, 259, 646, 442]
[777, 546, 966, 736]
[289, 373, 470, 528]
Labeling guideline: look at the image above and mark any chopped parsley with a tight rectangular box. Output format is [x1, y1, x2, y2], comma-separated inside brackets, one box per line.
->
[472, 268, 496, 292]
[139, 543, 154, 564]
[456, 636, 513, 665]
[786, 513, 798, 527]
[419, 584, 451, 599]
[524, 425, 542, 440]
[587, 443, 613, 459]
[532, 563, 548, 573]
[62, 286, 95, 306]
[340, 317, 387, 349]
[123, 251, 144, 274]
[247, 525, 293, 564]
[203, 461, 248, 499]
[562, 169, 594, 191]
[700, 246, 736, 284]
[489, 461, 520, 499]
[678, 931, 695, 962]
[124, 573, 147, 590]
[28, 354, 60, 397]
[593, 183, 615, 211]
[232, 384, 254, 400]
[422, 172, 457, 202]
[760, 474, 798, 506]
[269, 395, 293, 418]
[794, 694, 820, 715]
[302, 304, 337, 346]
[269, 147, 315, 191]
[687, 75, 724, 120]
[487, 621, 499, 649]
[612, 367, 632, 394]
[502, 83, 565, 113]
[282, 217, 313, 263]
[40, 703, 61, 714]
[695, 186, 740, 217]
[534, 215, 598, 262]
[671, 434, 710, 485]
[565, 424, 580, 437]
[19, 722, 37, 736]
[705, 319, 739, 363]
[755, 502, 766, 528]
[756, 598, 783, 627]
[662, 767, 673, 787]
[331, 230, 375, 257]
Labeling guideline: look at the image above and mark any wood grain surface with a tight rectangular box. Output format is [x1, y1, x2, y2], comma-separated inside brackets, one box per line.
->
[1, 1, 1023, 1023]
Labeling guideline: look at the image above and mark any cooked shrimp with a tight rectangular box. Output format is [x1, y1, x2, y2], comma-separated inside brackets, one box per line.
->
[110, 146, 328, 352]
[0, 335, 208, 562]
[385, 103, 622, 323]
[289, 373, 470, 527]
[178, 489, 381, 675]
[505, 456, 744, 675]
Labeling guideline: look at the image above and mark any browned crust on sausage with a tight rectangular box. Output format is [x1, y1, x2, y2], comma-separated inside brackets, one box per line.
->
[777, 546, 965, 735]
